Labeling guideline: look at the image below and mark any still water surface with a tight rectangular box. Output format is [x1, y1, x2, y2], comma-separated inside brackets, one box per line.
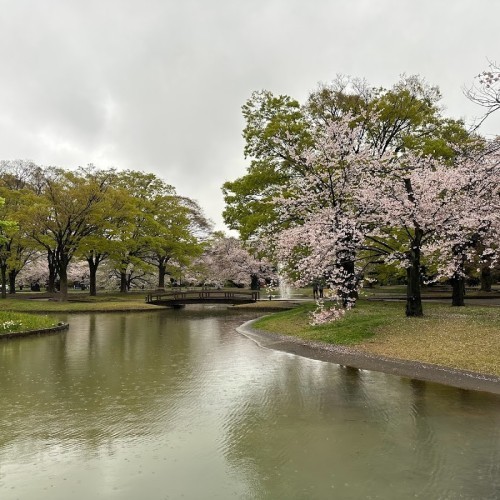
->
[0, 308, 499, 499]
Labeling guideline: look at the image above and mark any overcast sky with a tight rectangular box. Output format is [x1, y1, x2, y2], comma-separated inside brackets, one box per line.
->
[1, 0, 498, 231]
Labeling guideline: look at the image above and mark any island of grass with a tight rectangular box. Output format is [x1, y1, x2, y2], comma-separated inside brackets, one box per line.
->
[0, 311, 64, 338]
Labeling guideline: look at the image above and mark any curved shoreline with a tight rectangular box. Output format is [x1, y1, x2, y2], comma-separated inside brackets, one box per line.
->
[0, 322, 69, 340]
[237, 318, 500, 395]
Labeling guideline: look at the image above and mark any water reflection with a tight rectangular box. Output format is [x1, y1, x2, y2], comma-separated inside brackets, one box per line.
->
[0, 309, 499, 499]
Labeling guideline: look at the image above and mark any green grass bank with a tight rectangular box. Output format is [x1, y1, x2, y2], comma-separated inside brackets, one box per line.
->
[0, 311, 61, 336]
[0, 292, 159, 336]
[252, 300, 500, 377]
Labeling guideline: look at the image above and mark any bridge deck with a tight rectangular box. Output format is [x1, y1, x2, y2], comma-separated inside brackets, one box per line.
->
[146, 289, 260, 307]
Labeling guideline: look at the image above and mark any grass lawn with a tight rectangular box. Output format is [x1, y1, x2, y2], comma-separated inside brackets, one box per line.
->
[253, 300, 500, 377]
[0, 291, 160, 313]
[0, 311, 60, 335]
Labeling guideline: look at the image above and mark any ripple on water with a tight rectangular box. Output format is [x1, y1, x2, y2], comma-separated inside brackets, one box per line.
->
[1, 311, 499, 500]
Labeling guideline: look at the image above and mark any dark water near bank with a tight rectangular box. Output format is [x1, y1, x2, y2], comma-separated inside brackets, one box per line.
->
[1, 308, 499, 499]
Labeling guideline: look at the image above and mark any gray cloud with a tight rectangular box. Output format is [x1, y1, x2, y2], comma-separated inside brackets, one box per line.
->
[0, 0, 498, 229]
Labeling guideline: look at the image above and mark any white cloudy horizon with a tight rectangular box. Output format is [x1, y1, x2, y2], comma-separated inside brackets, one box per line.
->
[0, 0, 498, 231]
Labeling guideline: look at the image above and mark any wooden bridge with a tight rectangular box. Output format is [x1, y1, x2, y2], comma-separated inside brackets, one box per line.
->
[146, 289, 260, 307]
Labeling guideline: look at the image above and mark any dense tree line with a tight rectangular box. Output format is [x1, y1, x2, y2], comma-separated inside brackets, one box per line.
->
[223, 74, 500, 321]
[0, 162, 213, 300]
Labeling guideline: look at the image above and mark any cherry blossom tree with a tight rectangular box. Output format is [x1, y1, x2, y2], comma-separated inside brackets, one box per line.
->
[16, 252, 49, 289]
[423, 141, 500, 304]
[193, 235, 273, 289]
[465, 60, 500, 128]
[357, 143, 500, 314]
[273, 116, 376, 322]
[273, 111, 497, 321]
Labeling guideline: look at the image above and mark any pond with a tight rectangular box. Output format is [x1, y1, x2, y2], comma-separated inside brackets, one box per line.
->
[1, 308, 499, 499]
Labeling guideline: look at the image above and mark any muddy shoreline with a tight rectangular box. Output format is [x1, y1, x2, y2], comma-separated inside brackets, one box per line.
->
[237, 318, 500, 395]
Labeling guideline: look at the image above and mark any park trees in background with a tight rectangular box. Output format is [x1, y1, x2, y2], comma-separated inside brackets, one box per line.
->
[0, 162, 211, 299]
[0, 160, 46, 296]
[23, 166, 112, 301]
[0, 197, 18, 298]
[188, 233, 274, 289]
[144, 196, 211, 290]
[107, 170, 211, 292]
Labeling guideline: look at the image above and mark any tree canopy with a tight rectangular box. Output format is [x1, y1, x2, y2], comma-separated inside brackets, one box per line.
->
[223, 74, 499, 321]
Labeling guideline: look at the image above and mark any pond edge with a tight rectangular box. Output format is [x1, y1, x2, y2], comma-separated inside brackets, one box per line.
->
[237, 318, 500, 395]
[0, 322, 70, 340]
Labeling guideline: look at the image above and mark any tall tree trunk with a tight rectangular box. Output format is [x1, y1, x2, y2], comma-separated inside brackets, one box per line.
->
[120, 271, 128, 293]
[8, 269, 17, 294]
[480, 263, 492, 292]
[86, 256, 99, 296]
[250, 274, 260, 290]
[341, 258, 358, 307]
[451, 275, 465, 306]
[47, 250, 57, 293]
[405, 233, 423, 317]
[58, 264, 69, 301]
[158, 259, 167, 289]
[88, 260, 98, 296]
[0, 263, 7, 299]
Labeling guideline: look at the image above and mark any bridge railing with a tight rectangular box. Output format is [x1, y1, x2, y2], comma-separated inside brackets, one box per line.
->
[146, 289, 260, 303]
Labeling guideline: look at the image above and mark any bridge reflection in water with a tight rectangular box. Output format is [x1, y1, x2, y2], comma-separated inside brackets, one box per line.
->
[146, 289, 260, 307]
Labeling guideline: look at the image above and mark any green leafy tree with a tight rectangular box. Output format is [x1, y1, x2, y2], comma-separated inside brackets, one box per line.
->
[108, 170, 207, 292]
[0, 198, 18, 298]
[0, 160, 46, 293]
[223, 75, 471, 244]
[143, 196, 211, 289]
[24, 166, 112, 300]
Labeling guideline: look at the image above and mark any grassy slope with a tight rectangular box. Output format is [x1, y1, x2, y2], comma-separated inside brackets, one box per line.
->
[253, 301, 500, 376]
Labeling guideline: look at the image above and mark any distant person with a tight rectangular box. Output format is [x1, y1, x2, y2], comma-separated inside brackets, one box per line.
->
[312, 281, 319, 299]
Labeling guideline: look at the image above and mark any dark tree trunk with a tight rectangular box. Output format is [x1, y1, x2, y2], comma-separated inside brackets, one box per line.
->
[158, 260, 167, 289]
[88, 259, 98, 296]
[8, 269, 17, 294]
[403, 180, 424, 317]
[0, 264, 6, 299]
[86, 251, 106, 296]
[341, 258, 358, 307]
[250, 274, 260, 290]
[47, 251, 57, 293]
[405, 233, 423, 317]
[120, 271, 128, 293]
[58, 263, 69, 301]
[451, 275, 465, 306]
[480, 263, 492, 292]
